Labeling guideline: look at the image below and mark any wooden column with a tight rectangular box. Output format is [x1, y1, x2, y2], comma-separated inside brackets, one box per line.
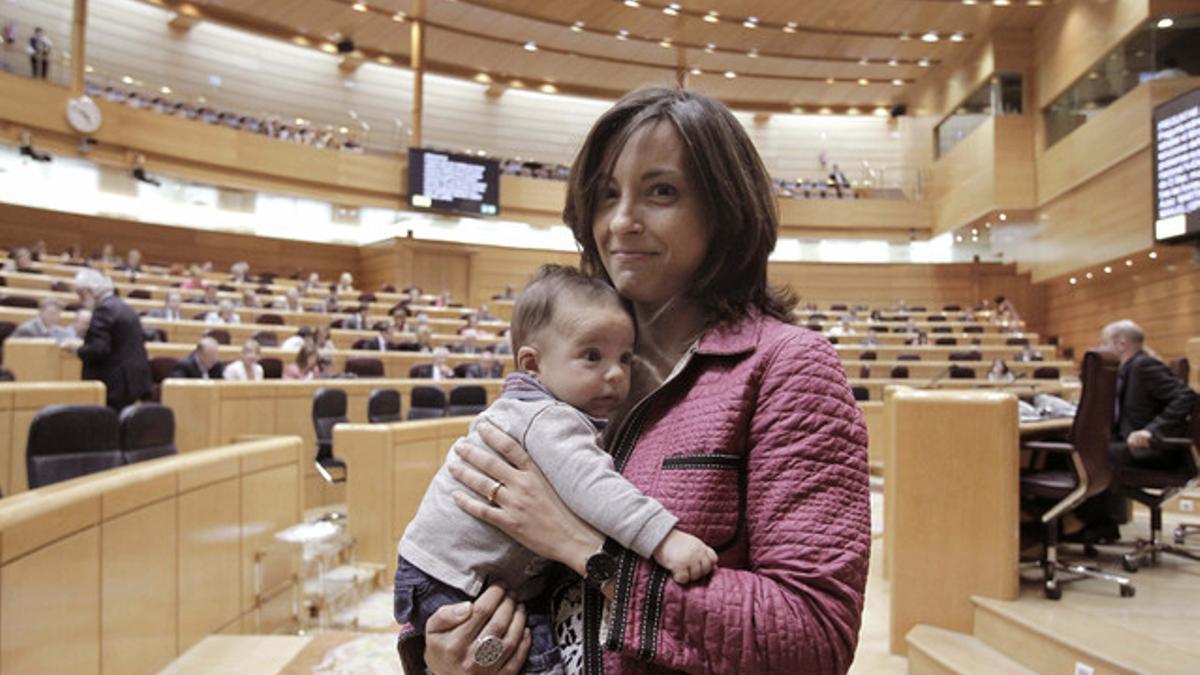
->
[410, 0, 426, 148]
[675, 47, 688, 89]
[70, 0, 88, 96]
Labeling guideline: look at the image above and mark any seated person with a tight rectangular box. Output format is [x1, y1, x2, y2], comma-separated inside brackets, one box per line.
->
[116, 248, 143, 273]
[411, 346, 455, 380]
[463, 350, 504, 379]
[475, 303, 496, 322]
[12, 298, 75, 341]
[336, 272, 355, 294]
[394, 266, 716, 673]
[389, 306, 408, 332]
[179, 266, 207, 290]
[222, 339, 264, 381]
[906, 331, 930, 346]
[492, 284, 515, 300]
[280, 326, 315, 351]
[170, 337, 224, 379]
[204, 300, 241, 324]
[987, 358, 1014, 383]
[341, 304, 370, 331]
[146, 291, 184, 321]
[283, 344, 321, 380]
[239, 289, 261, 309]
[1013, 344, 1043, 362]
[451, 328, 484, 354]
[859, 332, 880, 347]
[362, 324, 402, 351]
[5, 247, 38, 273]
[414, 324, 435, 353]
[827, 318, 855, 337]
[199, 285, 221, 305]
[277, 287, 304, 313]
[229, 261, 251, 283]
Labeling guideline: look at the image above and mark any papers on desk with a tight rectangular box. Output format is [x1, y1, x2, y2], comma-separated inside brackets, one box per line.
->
[1019, 394, 1078, 423]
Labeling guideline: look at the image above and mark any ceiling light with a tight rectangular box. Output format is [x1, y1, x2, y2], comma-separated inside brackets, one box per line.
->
[704, 42, 716, 53]
[887, 58, 899, 66]
[1069, 277, 1077, 285]
[847, 107, 861, 115]
[616, 30, 629, 40]
[1156, 18, 1174, 29]
[540, 83, 558, 93]
[377, 55, 393, 64]
[1103, 266, 1112, 274]
[623, 0, 640, 7]
[474, 72, 492, 83]
[392, 11, 406, 21]
[921, 31, 939, 42]
[294, 117, 305, 125]
[1149, 251, 1158, 259]
[791, 106, 805, 114]
[993, 0, 1011, 5]
[85, 64, 94, 73]
[571, 21, 584, 32]
[984, 221, 992, 228]
[950, 32, 965, 42]
[858, 77, 870, 85]
[826, 77, 836, 84]
[338, 126, 349, 134]
[955, 235, 964, 242]
[659, 38, 672, 48]
[998, 212, 1007, 221]
[292, 35, 310, 46]
[963, 0, 978, 4]
[874, 106, 889, 116]
[1125, 259, 1134, 267]
[783, 21, 798, 34]
[743, 17, 759, 29]
[724, 71, 737, 79]
[121, 75, 134, 84]
[1085, 272, 1094, 279]
[663, 3, 681, 16]
[160, 86, 172, 94]
[351, 2, 367, 12]
[918, 58, 931, 67]
[899, 32, 912, 41]
[819, 107, 833, 115]
[689, 67, 702, 75]
[320, 42, 338, 53]
[892, 78, 904, 85]
[510, 79, 525, 88]
[748, 48, 759, 58]
[1027, 0, 1044, 5]
[704, 11, 719, 23]
[523, 41, 538, 51]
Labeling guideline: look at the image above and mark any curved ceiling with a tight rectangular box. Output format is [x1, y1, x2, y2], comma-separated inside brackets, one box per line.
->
[150, 0, 1053, 112]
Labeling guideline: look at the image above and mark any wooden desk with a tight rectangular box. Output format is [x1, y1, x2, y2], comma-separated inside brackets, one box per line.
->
[161, 635, 312, 674]
[0, 381, 106, 496]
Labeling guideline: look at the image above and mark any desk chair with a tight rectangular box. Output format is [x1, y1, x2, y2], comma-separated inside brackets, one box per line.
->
[448, 385, 488, 416]
[1020, 350, 1135, 599]
[27, 404, 123, 489]
[204, 328, 231, 345]
[119, 404, 177, 464]
[257, 313, 284, 325]
[344, 357, 384, 378]
[409, 386, 447, 420]
[260, 357, 283, 379]
[1119, 399, 1200, 572]
[851, 386, 870, 401]
[368, 388, 403, 423]
[312, 388, 348, 483]
[453, 363, 474, 379]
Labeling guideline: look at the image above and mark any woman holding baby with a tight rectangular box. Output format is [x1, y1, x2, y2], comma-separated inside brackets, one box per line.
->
[414, 88, 870, 675]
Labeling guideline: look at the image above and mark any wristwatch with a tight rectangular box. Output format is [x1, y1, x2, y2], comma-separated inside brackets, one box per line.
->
[584, 547, 618, 589]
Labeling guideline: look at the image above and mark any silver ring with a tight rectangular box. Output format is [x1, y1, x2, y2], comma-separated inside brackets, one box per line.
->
[486, 480, 503, 504]
[472, 634, 505, 668]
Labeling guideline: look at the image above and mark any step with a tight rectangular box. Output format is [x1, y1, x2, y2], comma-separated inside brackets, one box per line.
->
[907, 625, 1035, 675]
[972, 596, 1197, 675]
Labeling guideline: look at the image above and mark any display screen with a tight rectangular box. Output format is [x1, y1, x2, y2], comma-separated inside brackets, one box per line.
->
[1153, 86, 1200, 244]
[407, 148, 500, 216]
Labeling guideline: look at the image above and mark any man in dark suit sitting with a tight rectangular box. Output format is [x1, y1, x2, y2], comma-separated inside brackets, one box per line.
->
[1080, 320, 1198, 539]
[170, 337, 224, 379]
[67, 268, 152, 411]
[463, 350, 504, 379]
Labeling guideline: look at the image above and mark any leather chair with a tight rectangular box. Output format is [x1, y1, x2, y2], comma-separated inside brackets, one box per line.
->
[859, 351, 877, 361]
[0, 296, 39, 308]
[909, 306, 926, 312]
[1020, 350, 1135, 599]
[869, 326, 888, 333]
[963, 326, 984, 334]
[252, 330, 278, 347]
[127, 289, 152, 299]
[851, 386, 869, 402]
[142, 327, 168, 343]
[948, 365, 976, 379]
[448, 385, 488, 417]
[931, 326, 953, 334]
[1033, 367, 1061, 380]
[368, 388, 403, 423]
[897, 353, 921, 361]
[453, 363, 474, 379]
[345, 357, 385, 378]
[949, 351, 982, 361]
[352, 338, 379, 350]
[311, 388, 348, 483]
[935, 337, 958, 346]
[1006, 337, 1030, 346]
[256, 313, 284, 325]
[830, 304, 847, 311]
[1118, 399, 1200, 572]
[889, 366, 909, 379]
[1168, 357, 1190, 384]
[260, 357, 283, 379]
[409, 386, 447, 420]
[927, 314, 946, 322]
[805, 322, 822, 332]
[943, 304, 961, 311]
[150, 356, 178, 383]
[119, 404, 177, 464]
[26, 404, 123, 489]
[204, 328, 231, 345]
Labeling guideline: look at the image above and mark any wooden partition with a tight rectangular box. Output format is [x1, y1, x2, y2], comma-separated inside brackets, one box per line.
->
[0, 382, 106, 496]
[0, 435, 304, 674]
[160, 379, 500, 509]
[334, 419, 472, 579]
[886, 390, 1020, 655]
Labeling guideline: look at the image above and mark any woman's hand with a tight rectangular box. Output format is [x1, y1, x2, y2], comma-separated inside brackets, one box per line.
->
[448, 421, 604, 574]
[424, 586, 532, 675]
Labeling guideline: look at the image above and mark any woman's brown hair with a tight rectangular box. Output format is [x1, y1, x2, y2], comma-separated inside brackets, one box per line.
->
[563, 86, 795, 325]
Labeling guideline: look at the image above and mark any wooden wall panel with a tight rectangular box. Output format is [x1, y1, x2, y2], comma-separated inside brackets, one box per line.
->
[993, 115, 1037, 211]
[930, 117, 996, 234]
[466, 244, 579, 308]
[1033, 0, 1152, 108]
[177, 480, 242, 653]
[406, 244, 472, 302]
[1038, 245, 1200, 364]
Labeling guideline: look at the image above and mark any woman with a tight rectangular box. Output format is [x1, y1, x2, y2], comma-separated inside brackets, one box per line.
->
[412, 88, 870, 674]
[223, 339, 264, 381]
[987, 358, 1014, 383]
[283, 343, 320, 380]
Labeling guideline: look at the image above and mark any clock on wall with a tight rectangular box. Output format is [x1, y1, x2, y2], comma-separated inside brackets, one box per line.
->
[65, 95, 103, 134]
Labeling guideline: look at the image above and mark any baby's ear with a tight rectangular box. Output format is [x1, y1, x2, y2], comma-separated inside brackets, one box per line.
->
[516, 345, 540, 374]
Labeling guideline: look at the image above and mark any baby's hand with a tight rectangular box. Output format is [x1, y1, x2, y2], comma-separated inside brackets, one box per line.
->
[653, 530, 718, 584]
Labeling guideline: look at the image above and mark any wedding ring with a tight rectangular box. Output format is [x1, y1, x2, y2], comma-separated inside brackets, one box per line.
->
[472, 634, 505, 667]
[486, 480, 503, 504]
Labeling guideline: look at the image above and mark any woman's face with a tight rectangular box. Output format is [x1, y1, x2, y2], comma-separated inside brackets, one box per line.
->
[592, 121, 708, 312]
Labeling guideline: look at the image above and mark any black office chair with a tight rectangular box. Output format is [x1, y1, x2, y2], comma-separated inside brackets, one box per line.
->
[1033, 367, 1061, 380]
[943, 304, 961, 311]
[447, 385, 488, 416]
[253, 330, 278, 347]
[948, 365, 976, 379]
[204, 328, 231, 345]
[409, 386, 447, 420]
[312, 388, 348, 483]
[1020, 350, 1134, 600]
[927, 314, 946, 322]
[345, 357, 385, 378]
[453, 363, 474, 379]
[26, 404, 123, 489]
[851, 386, 869, 402]
[935, 337, 958, 346]
[889, 366, 910, 379]
[368, 388, 403, 423]
[949, 351, 983, 361]
[931, 326, 953, 334]
[256, 313, 284, 325]
[260, 357, 284, 379]
[897, 353, 921, 361]
[859, 351, 877, 361]
[1119, 399, 1200, 572]
[119, 404, 177, 464]
[963, 326, 984, 334]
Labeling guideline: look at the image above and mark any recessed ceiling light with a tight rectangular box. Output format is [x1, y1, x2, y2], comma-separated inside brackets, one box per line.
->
[392, 11, 406, 21]
[1125, 259, 1134, 267]
[1069, 277, 1077, 285]
[971, 228, 979, 235]
[748, 48, 759, 58]
[292, 35, 310, 46]
[743, 17, 758, 29]
[921, 31, 939, 42]
[724, 71, 737, 79]
[826, 77, 836, 84]
[873, 106, 889, 116]
[892, 78, 904, 85]
[474, 72, 492, 83]
[659, 38, 672, 48]
[571, 21, 584, 32]
[918, 58, 931, 67]
[1156, 17, 1174, 29]
[121, 75, 134, 84]
[847, 107, 861, 115]
[999, 212, 1007, 221]
[663, 3, 681, 16]
[704, 11, 719, 23]
[950, 32, 965, 42]
[858, 77, 870, 85]
[1149, 251, 1158, 259]
[899, 32, 912, 41]
[887, 58, 899, 66]
[819, 107, 833, 115]
[704, 42, 716, 53]
[85, 64, 94, 73]
[616, 30, 629, 40]
[689, 67, 702, 75]
[955, 235, 964, 242]
[540, 83, 558, 93]
[984, 221, 992, 228]
[510, 79, 525, 88]
[963, 0, 978, 4]
[523, 41, 538, 52]
[320, 42, 338, 53]
[1085, 272, 1094, 279]
[993, 0, 1011, 5]
[623, 0, 640, 7]
[351, 2, 367, 12]
[1027, 0, 1044, 5]
[1103, 266, 1112, 274]
[783, 21, 798, 34]
[160, 86, 172, 94]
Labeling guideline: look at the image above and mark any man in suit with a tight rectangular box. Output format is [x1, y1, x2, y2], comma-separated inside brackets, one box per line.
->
[12, 298, 75, 341]
[68, 268, 152, 411]
[169, 337, 223, 379]
[145, 291, 184, 322]
[342, 304, 370, 331]
[464, 350, 504, 379]
[1081, 320, 1198, 539]
[359, 325, 402, 351]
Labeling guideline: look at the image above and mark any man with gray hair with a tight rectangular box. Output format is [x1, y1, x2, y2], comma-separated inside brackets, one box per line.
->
[68, 268, 152, 410]
[12, 297, 74, 341]
[1080, 319, 1198, 540]
[169, 337, 224, 379]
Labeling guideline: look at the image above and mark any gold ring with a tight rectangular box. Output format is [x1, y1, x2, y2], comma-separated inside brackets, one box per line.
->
[486, 480, 503, 504]
[472, 634, 504, 667]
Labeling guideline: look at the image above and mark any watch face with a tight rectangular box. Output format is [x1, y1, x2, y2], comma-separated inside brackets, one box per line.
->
[586, 551, 618, 583]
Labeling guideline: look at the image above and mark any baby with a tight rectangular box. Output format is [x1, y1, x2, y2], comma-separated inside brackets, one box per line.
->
[395, 264, 716, 673]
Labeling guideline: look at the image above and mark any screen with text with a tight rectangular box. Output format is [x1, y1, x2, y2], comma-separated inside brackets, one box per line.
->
[1154, 87, 1200, 244]
[408, 148, 500, 217]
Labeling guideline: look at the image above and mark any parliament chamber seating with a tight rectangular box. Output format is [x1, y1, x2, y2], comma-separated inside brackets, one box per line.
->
[26, 403, 122, 489]
[118, 403, 178, 465]
[367, 388, 403, 423]
[409, 385, 448, 420]
[311, 387, 349, 484]
[447, 384, 488, 417]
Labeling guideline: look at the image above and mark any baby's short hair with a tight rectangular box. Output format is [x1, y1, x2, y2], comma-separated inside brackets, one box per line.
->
[510, 265, 626, 352]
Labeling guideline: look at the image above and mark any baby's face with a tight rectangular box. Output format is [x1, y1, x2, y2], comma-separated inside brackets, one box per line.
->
[534, 304, 635, 418]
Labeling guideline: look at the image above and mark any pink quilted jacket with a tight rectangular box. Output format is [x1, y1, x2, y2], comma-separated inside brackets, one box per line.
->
[584, 313, 871, 675]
